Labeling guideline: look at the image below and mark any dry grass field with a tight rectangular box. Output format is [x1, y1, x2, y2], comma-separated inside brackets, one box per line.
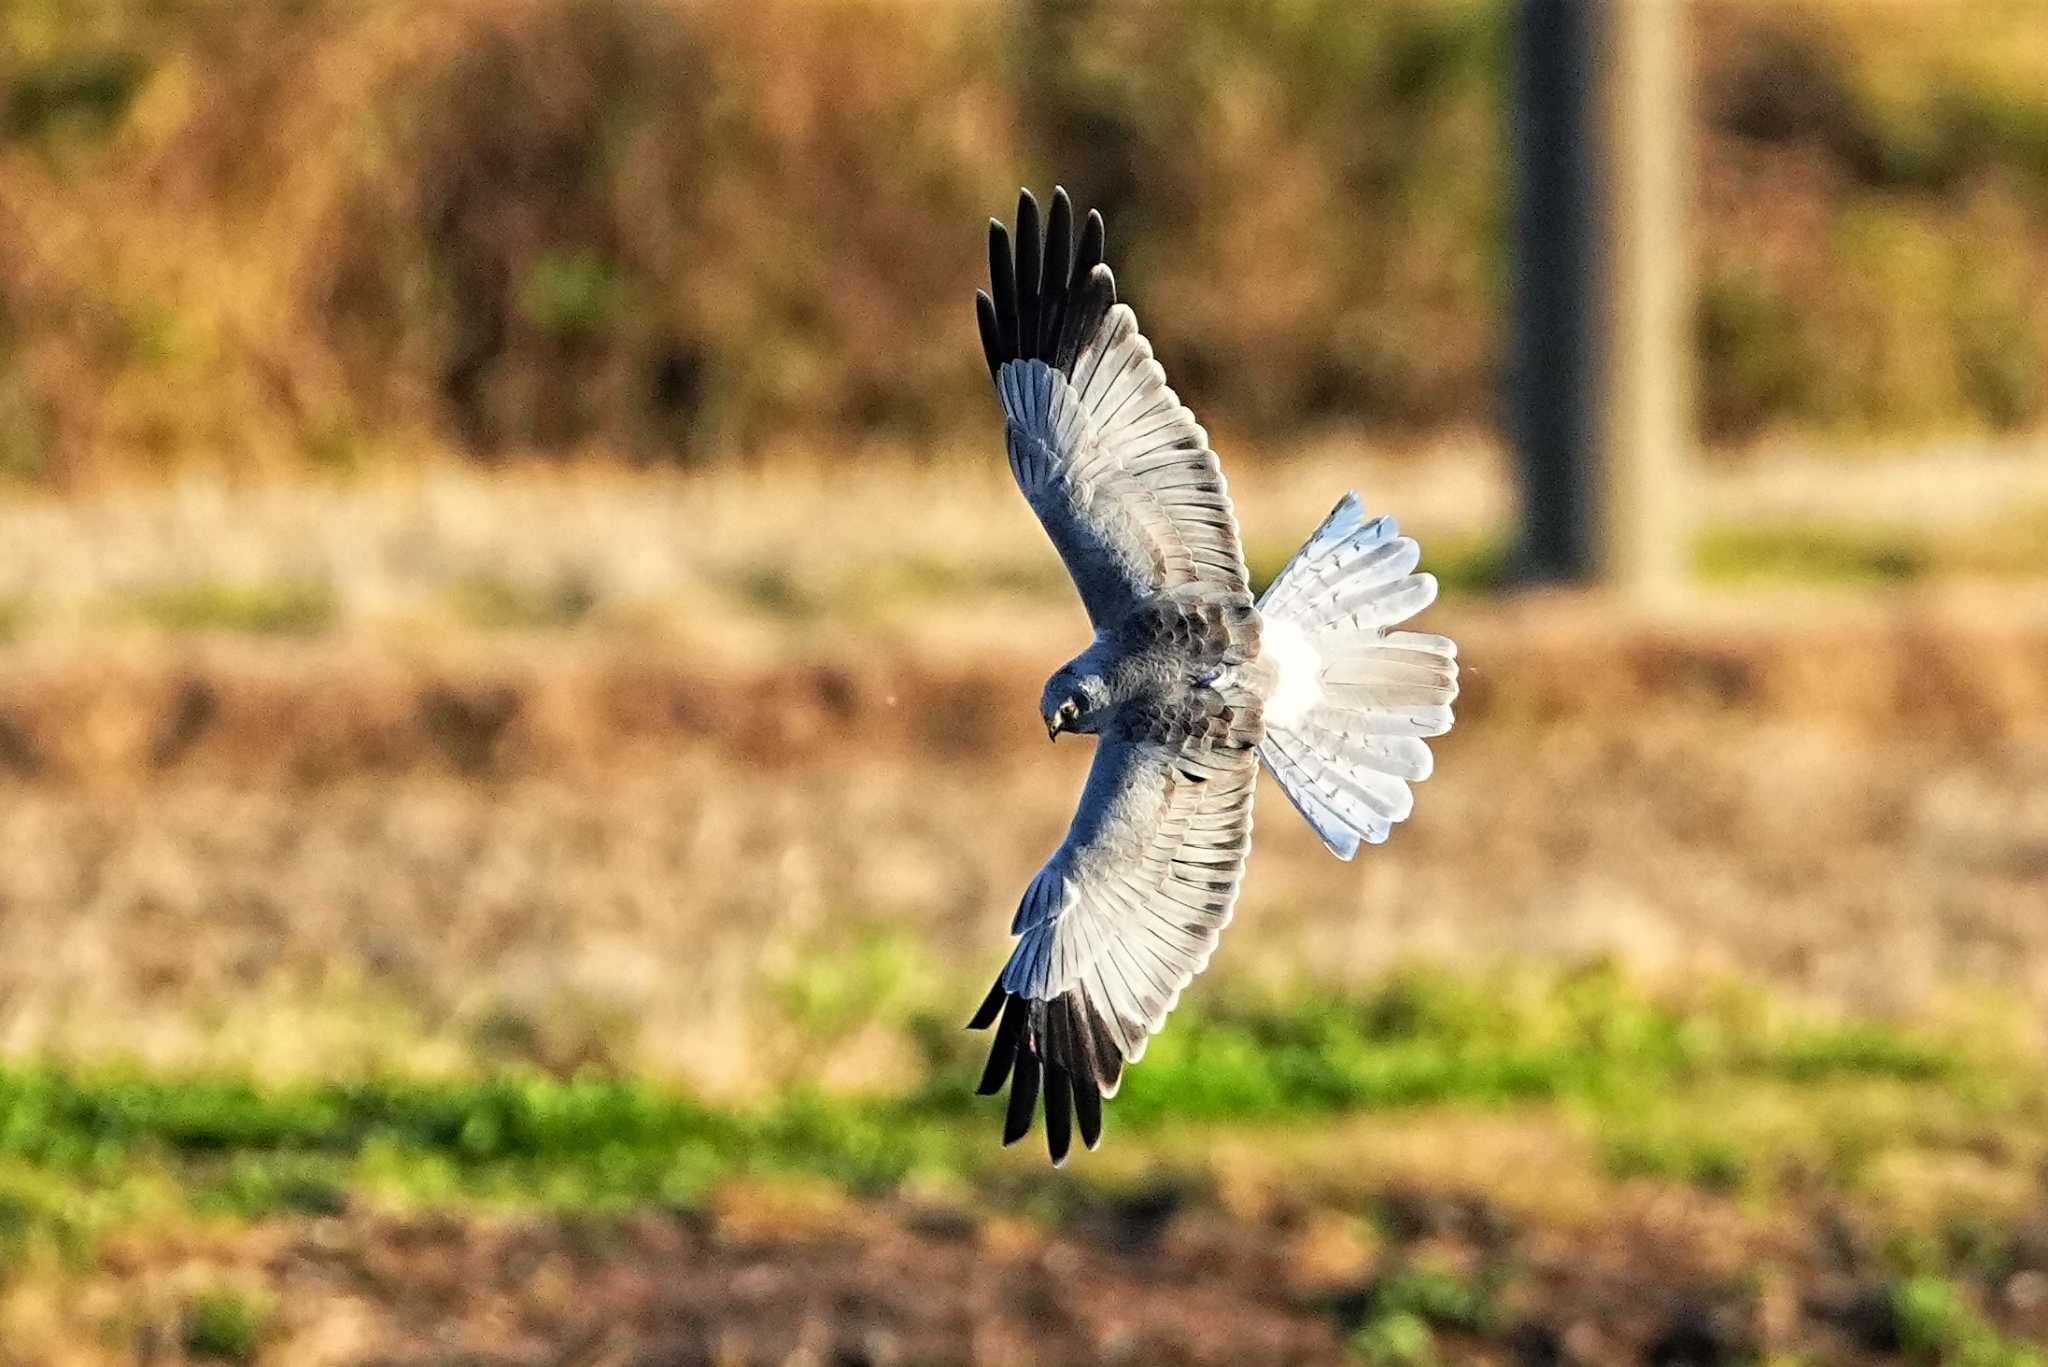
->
[9, 0, 2048, 1358]
[3, 590, 2048, 1086]
[0, 457, 2043, 1362]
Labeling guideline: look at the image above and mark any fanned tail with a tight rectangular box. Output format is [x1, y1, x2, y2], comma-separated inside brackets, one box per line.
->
[1254, 493, 1458, 859]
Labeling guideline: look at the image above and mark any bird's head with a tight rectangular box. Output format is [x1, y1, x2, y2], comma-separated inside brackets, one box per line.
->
[1039, 671, 1096, 741]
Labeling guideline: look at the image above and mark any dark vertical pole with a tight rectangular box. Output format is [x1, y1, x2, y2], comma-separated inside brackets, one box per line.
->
[1508, 0, 1602, 584]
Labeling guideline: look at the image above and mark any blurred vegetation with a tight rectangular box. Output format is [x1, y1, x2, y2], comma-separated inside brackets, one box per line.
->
[0, 965, 2043, 1356]
[179, 1289, 269, 1365]
[0, 965, 2030, 1236]
[1, 0, 2046, 482]
[120, 579, 338, 636]
[1348, 1258, 1504, 1364]
[1694, 524, 1926, 587]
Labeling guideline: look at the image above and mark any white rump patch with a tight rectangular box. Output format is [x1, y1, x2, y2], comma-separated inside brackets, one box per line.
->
[1260, 615, 1323, 731]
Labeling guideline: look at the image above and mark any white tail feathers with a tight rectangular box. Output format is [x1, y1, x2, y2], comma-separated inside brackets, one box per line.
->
[1255, 493, 1458, 860]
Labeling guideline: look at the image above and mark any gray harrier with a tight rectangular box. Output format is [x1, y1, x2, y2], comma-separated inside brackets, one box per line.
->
[967, 187, 1459, 1164]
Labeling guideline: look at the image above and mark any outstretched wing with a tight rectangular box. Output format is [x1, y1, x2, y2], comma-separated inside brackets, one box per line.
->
[967, 722, 1259, 1164]
[977, 188, 1248, 628]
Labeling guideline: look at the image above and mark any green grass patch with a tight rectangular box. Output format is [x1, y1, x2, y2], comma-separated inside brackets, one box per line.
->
[447, 572, 598, 629]
[1424, 535, 1512, 596]
[1349, 1310, 1437, 1365]
[518, 249, 627, 338]
[0, 967, 2028, 1257]
[123, 580, 337, 636]
[1695, 525, 1926, 587]
[181, 1287, 270, 1363]
[1891, 1275, 2045, 1366]
[1370, 1257, 1498, 1333]
[1109, 966, 1966, 1127]
[725, 566, 818, 619]
[1346, 1255, 1502, 1364]
[1604, 1127, 1750, 1194]
[3, 51, 147, 144]
[0, 1066, 981, 1225]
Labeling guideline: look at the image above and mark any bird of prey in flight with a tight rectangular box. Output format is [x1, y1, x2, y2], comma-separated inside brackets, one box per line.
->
[967, 187, 1460, 1164]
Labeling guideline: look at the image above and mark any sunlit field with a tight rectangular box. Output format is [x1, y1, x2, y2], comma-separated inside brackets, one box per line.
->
[0, 454, 2041, 1362]
[8, 0, 2048, 1359]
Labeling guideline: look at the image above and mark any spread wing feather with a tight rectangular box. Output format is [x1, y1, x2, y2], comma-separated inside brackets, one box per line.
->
[979, 189, 1248, 627]
[969, 731, 1258, 1164]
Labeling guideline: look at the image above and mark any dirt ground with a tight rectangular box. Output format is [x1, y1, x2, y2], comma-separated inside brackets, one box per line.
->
[20, 1169, 2046, 1367]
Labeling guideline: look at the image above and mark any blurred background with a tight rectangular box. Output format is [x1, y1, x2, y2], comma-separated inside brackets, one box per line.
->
[1, 1, 2046, 1362]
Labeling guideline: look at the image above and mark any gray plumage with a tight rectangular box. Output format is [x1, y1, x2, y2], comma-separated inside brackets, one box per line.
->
[969, 188, 1460, 1164]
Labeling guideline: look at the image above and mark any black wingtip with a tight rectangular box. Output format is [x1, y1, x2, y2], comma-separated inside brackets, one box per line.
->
[980, 186, 1118, 377]
[976, 993, 1025, 1096]
[1044, 1061, 1073, 1165]
[967, 978, 1005, 1031]
[1038, 188, 1074, 362]
[1053, 261, 1116, 372]
[1075, 1079, 1103, 1151]
[977, 984, 1125, 1164]
[987, 218, 1018, 361]
[1014, 190, 1042, 365]
[1075, 209, 1105, 279]
[1045, 189, 1074, 263]
[1002, 1051, 1041, 1147]
[1060, 992, 1106, 1151]
[974, 290, 1001, 382]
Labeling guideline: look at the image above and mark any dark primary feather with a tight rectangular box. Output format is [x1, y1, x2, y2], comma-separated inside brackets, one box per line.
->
[1074, 207, 1105, 288]
[987, 218, 1018, 362]
[1004, 1049, 1040, 1146]
[1054, 262, 1114, 374]
[1072, 1066, 1103, 1149]
[1039, 188, 1073, 356]
[976, 187, 1115, 378]
[1043, 1061, 1073, 1164]
[967, 977, 1005, 1031]
[975, 993, 1026, 1094]
[974, 290, 1002, 382]
[966, 728, 1260, 1163]
[1015, 190, 1042, 365]
[968, 984, 1116, 1162]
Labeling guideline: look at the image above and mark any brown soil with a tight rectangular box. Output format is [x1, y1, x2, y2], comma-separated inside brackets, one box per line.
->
[0, 597, 2042, 781]
[41, 1181, 2048, 1366]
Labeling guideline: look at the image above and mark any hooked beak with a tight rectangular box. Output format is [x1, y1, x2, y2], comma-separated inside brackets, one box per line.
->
[1045, 716, 1060, 742]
